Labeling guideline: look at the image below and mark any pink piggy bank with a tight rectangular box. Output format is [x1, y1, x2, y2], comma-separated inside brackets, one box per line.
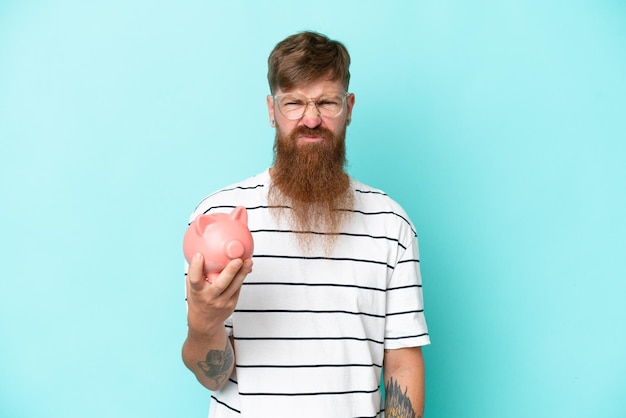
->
[183, 206, 254, 282]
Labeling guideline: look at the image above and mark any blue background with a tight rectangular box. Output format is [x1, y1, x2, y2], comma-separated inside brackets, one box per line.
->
[1, 1, 625, 417]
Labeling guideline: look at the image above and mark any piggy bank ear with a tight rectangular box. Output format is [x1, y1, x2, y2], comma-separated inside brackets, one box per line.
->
[195, 214, 217, 234]
[230, 206, 248, 224]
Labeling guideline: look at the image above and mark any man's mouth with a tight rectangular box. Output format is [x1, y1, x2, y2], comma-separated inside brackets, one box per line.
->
[294, 127, 328, 144]
[298, 135, 324, 143]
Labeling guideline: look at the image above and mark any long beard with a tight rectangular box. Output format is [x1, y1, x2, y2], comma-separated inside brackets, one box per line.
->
[268, 124, 354, 252]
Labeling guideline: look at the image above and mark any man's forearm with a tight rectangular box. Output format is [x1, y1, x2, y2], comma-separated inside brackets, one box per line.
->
[182, 327, 234, 391]
[383, 347, 425, 418]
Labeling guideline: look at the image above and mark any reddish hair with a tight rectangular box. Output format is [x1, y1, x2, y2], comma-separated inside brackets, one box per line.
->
[267, 31, 351, 94]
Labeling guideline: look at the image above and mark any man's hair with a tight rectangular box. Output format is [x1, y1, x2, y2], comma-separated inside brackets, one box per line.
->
[267, 31, 351, 94]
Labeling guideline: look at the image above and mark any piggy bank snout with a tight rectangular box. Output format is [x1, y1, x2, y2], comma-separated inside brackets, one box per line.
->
[224, 239, 245, 259]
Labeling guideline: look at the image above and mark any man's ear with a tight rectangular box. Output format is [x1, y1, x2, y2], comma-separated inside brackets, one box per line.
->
[266, 95, 276, 127]
[346, 93, 355, 125]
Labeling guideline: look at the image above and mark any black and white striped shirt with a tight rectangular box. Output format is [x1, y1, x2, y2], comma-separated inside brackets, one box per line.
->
[188, 170, 430, 418]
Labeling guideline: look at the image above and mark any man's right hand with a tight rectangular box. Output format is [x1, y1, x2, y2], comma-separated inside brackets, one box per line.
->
[186, 253, 253, 337]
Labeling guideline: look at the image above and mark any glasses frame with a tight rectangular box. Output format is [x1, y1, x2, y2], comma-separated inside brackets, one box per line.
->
[271, 92, 352, 120]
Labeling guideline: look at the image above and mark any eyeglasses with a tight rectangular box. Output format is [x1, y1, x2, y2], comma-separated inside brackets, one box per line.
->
[272, 92, 351, 120]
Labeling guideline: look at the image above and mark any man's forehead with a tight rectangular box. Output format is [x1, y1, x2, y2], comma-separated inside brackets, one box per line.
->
[275, 79, 346, 96]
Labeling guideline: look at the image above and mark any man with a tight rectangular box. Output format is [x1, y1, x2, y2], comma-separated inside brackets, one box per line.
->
[183, 31, 430, 417]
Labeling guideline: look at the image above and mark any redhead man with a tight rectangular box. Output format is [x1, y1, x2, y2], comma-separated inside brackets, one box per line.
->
[183, 31, 430, 418]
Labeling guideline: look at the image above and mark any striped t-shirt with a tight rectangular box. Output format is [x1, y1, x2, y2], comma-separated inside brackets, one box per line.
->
[187, 169, 430, 418]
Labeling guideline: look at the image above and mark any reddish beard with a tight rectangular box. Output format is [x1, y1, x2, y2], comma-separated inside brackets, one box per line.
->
[269, 124, 354, 251]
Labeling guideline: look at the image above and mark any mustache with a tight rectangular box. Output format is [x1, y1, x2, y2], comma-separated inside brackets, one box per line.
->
[290, 125, 335, 139]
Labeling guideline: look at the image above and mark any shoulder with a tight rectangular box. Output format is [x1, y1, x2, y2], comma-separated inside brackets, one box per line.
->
[350, 177, 418, 245]
[351, 178, 412, 223]
[189, 170, 270, 220]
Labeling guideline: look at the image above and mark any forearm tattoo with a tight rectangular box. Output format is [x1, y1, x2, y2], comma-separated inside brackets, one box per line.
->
[385, 377, 419, 418]
[197, 339, 233, 386]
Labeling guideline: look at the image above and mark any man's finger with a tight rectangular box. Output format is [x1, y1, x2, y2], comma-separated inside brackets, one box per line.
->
[210, 258, 245, 294]
[187, 253, 206, 291]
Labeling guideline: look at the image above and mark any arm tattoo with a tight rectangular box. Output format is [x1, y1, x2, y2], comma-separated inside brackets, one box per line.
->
[197, 339, 233, 387]
[385, 377, 417, 418]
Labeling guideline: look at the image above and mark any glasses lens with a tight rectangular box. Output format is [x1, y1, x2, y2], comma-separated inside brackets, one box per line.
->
[317, 94, 345, 118]
[276, 94, 306, 120]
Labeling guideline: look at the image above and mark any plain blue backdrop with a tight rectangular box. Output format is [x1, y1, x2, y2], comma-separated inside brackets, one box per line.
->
[1, 1, 625, 417]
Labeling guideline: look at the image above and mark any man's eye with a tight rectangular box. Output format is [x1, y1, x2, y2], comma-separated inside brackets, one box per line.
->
[319, 96, 342, 105]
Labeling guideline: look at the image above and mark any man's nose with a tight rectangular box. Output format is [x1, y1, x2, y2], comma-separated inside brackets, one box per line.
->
[302, 102, 322, 128]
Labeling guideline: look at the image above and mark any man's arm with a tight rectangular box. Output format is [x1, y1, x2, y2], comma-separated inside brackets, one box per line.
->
[182, 324, 234, 390]
[182, 253, 252, 391]
[383, 346, 426, 418]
